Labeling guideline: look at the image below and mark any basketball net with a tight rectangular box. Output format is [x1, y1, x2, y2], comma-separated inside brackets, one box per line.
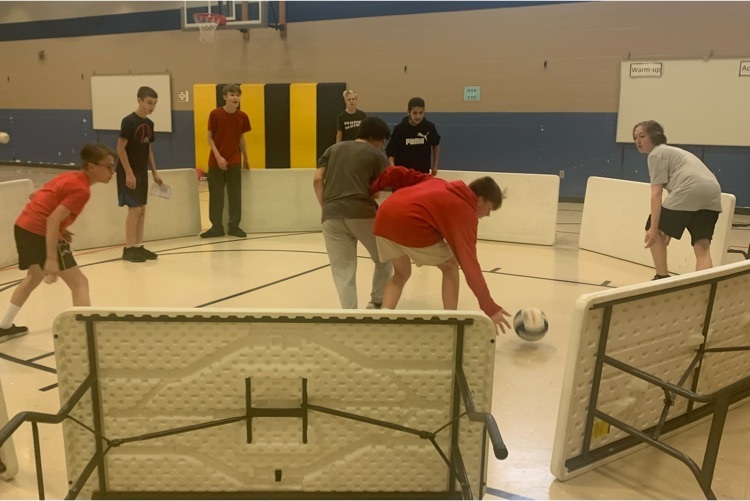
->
[193, 13, 226, 43]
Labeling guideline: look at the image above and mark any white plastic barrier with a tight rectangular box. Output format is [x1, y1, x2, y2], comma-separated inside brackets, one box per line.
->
[53, 308, 500, 499]
[70, 168, 201, 250]
[579, 177, 736, 275]
[0, 179, 34, 269]
[232, 169, 560, 243]
[0, 377, 19, 481]
[438, 171, 559, 245]
[551, 259, 750, 497]
[238, 169, 321, 233]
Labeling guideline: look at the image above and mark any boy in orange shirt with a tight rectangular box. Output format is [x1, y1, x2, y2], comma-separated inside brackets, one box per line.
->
[0, 144, 116, 342]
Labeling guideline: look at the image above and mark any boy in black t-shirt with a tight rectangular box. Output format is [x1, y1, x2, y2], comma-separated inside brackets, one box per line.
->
[386, 97, 441, 175]
[335, 90, 367, 142]
[116, 86, 163, 262]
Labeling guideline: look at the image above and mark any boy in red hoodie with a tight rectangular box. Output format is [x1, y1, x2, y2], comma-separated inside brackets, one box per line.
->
[370, 166, 511, 333]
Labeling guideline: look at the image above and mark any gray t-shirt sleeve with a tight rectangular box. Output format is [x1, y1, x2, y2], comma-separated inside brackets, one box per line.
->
[318, 146, 333, 168]
[647, 150, 669, 185]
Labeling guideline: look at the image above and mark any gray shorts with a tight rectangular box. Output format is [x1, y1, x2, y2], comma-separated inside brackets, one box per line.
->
[375, 236, 454, 266]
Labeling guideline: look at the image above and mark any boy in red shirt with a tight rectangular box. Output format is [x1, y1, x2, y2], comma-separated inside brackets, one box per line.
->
[201, 84, 252, 238]
[370, 166, 511, 333]
[0, 144, 116, 342]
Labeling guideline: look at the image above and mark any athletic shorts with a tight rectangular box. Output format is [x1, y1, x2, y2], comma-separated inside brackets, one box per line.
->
[116, 167, 149, 207]
[645, 208, 720, 246]
[14, 225, 78, 271]
[375, 236, 454, 266]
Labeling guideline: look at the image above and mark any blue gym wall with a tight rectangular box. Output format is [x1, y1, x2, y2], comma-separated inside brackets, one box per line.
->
[1, 1, 750, 205]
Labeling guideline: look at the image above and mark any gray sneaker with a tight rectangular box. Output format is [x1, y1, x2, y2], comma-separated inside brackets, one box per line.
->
[0, 324, 29, 343]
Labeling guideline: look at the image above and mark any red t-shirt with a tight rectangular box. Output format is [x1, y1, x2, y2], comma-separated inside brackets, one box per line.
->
[15, 171, 91, 237]
[371, 166, 501, 317]
[208, 107, 251, 167]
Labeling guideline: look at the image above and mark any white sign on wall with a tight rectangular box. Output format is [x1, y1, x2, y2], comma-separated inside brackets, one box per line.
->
[630, 62, 663, 78]
[740, 61, 750, 77]
[91, 74, 172, 132]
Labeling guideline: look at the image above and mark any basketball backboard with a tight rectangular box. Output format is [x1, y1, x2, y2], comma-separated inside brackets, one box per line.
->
[182, 1, 268, 30]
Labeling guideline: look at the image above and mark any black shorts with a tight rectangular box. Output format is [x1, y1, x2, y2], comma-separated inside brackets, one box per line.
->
[14, 225, 78, 271]
[116, 167, 149, 207]
[645, 208, 720, 246]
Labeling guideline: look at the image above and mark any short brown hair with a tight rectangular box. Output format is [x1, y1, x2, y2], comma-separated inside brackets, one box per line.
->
[633, 120, 667, 145]
[80, 143, 116, 169]
[469, 177, 503, 210]
[222, 84, 242, 96]
[137, 86, 158, 100]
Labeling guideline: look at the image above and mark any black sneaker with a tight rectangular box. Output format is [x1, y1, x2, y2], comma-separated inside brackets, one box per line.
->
[0, 324, 29, 343]
[123, 247, 147, 262]
[227, 227, 247, 238]
[200, 227, 225, 238]
[652, 274, 670, 280]
[138, 246, 158, 260]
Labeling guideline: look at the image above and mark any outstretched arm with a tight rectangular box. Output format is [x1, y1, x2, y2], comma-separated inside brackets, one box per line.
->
[370, 166, 433, 195]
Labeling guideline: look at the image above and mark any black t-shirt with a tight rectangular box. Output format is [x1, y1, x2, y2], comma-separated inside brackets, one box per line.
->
[117, 112, 154, 173]
[336, 109, 367, 141]
[385, 116, 441, 173]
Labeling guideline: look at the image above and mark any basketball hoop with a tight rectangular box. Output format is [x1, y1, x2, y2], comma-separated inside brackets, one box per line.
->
[193, 12, 226, 43]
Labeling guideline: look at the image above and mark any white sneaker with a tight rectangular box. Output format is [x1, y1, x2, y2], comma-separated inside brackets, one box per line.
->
[366, 302, 382, 309]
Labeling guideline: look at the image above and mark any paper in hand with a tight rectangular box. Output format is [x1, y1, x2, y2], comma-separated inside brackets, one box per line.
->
[150, 183, 173, 199]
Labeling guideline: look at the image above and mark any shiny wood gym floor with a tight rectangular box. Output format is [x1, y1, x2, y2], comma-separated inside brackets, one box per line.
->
[1, 172, 749, 500]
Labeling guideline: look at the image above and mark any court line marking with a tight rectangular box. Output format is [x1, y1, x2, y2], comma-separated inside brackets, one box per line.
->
[195, 263, 332, 307]
[485, 486, 534, 500]
[0, 351, 56, 374]
[26, 351, 54, 363]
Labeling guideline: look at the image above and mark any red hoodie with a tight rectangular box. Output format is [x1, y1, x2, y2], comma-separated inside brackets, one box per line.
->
[371, 166, 501, 317]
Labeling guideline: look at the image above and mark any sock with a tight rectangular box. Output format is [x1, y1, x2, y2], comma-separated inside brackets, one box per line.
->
[0, 304, 22, 329]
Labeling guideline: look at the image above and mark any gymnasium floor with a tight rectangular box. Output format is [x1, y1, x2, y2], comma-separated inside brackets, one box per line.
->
[1, 171, 749, 500]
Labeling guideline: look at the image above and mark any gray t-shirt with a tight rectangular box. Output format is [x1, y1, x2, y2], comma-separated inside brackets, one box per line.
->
[647, 144, 722, 212]
[318, 140, 388, 221]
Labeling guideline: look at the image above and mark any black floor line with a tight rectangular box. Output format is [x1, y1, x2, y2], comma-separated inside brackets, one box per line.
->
[487, 269, 615, 288]
[39, 383, 58, 392]
[195, 264, 332, 307]
[0, 231, 319, 287]
[485, 486, 534, 500]
[0, 351, 56, 374]
[26, 351, 54, 363]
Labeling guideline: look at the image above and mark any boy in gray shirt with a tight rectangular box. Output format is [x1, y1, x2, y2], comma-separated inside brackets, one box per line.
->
[314, 117, 392, 308]
[633, 120, 722, 279]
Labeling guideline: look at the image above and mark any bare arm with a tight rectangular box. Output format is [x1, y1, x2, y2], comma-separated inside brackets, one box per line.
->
[645, 184, 664, 248]
[431, 145, 440, 176]
[116, 137, 137, 189]
[240, 135, 249, 169]
[207, 130, 227, 170]
[313, 167, 326, 207]
[335, 131, 342, 143]
[43, 205, 72, 282]
[148, 144, 162, 184]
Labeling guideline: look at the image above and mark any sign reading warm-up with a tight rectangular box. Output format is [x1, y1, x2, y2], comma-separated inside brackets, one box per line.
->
[629, 62, 662, 78]
[616, 58, 750, 146]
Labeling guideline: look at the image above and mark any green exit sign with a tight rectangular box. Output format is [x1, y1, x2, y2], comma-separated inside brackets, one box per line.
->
[463, 86, 481, 102]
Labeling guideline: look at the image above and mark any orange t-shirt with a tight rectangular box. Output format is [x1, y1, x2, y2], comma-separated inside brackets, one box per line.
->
[15, 171, 91, 237]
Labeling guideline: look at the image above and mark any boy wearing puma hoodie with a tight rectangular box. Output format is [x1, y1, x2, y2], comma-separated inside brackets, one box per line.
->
[386, 97, 441, 175]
